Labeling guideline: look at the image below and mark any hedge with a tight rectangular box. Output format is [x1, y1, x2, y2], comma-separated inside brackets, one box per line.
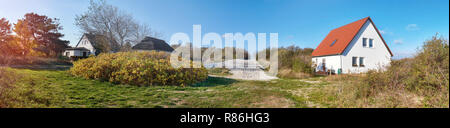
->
[69, 51, 208, 86]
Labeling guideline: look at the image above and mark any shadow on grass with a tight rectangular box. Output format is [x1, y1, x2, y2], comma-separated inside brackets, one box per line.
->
[192, 76, 238, 87]
[9, 64, 72, 71]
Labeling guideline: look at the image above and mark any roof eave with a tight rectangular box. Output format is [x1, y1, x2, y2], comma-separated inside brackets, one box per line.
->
[312, 54, 341, 57]
[75, 34, 87, 47]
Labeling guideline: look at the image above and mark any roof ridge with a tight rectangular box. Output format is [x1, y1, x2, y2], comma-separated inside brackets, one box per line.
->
[330, 17, 370, 31]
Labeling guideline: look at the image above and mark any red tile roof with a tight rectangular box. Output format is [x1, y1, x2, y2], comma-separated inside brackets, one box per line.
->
[311, 17, 393, 57]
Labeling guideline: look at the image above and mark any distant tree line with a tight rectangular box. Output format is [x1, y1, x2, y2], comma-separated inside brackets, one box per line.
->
[171, 43, 250, 62]
[257, 46, 315, 78]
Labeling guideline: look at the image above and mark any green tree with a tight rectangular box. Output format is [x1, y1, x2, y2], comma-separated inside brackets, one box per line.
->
[13, 13, 69, 57]
[0, 18, 13, 55]
[412, 35, 449, 89]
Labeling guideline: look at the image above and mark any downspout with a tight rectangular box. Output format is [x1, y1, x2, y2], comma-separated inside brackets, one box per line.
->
[340, 55, 343, 74]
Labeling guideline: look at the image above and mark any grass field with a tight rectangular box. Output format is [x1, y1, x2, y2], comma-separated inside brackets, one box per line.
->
[3, 68, 307, 108]
[2, 68, 447, 108]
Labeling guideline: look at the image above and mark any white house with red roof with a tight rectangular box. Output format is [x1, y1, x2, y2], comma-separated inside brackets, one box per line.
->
[311, 17, 393, 74]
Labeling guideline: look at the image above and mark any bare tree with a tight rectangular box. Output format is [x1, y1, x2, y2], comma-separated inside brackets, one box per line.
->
[131, 22, 163, 45]
[131, 23, 149, 45]
[75, 0, 159, 51]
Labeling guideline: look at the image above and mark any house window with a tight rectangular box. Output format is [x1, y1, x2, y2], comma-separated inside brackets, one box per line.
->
[362, 38, 367, 47]
[369, 39, 373, 48]
[352, 57, 358, 67]
[65, 52, 69, 56]
[359, 57, 365, 67]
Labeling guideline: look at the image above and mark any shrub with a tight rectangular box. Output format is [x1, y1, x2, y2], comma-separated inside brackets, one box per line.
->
[69, 51, 208, 86]
[362, 59, 414, 95]
[208, 68, 231, 76]
[276, 46, 314, 78]
[365, 36, 449, 91]
[360, 35, 449, 107]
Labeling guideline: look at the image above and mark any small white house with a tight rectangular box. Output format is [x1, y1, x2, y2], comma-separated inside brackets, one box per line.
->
[311, 17, 393, 74]
[63, 33, 112, 58]
[63, 47, 91, 57]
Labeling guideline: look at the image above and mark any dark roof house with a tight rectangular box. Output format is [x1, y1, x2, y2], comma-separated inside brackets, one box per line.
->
[132, 37, 174, 52]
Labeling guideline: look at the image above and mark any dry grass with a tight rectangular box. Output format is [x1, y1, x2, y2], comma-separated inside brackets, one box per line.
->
[250, 95, 293, 108]
[278, 69, 312, 79]
[309, 75, 429, 108]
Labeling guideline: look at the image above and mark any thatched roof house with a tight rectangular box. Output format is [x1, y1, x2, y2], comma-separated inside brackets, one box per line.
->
[132, 37, 174, 52]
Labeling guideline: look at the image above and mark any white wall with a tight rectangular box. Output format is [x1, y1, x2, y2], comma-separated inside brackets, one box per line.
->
[74, 50, 82, 56]
[63, 50, 91, 57]
[62, 50, 74, 57]
[312, 55, 342, 73]
[341, 20, 392, 74]
[76, 35, 96, 54]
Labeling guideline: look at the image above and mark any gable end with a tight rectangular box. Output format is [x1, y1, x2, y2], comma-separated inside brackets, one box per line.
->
[312, 17, 393, 57]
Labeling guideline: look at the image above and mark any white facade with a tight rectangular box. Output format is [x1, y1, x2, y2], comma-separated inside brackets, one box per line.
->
[64, 50, 90, 57]
[63, 50, 74, 57]
[312, 55, 342, 73]
[63, 49, 91, 57]
[312, 20, 392, 74]
[76, 35, 96, 54]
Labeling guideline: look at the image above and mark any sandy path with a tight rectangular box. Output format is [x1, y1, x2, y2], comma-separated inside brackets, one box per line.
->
[207, 59, 278, 81]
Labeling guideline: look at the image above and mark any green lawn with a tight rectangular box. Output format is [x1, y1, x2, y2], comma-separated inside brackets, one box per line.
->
[5, 68, 329, 108]
[5, 68, 442, 108]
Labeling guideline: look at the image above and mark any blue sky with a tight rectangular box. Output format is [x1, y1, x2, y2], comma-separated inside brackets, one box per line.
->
[0, 0, 448, 59]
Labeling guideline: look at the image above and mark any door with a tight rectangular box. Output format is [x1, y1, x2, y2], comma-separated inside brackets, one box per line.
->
[322, 58, 326, 71]
[83, 52, 87, 57]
